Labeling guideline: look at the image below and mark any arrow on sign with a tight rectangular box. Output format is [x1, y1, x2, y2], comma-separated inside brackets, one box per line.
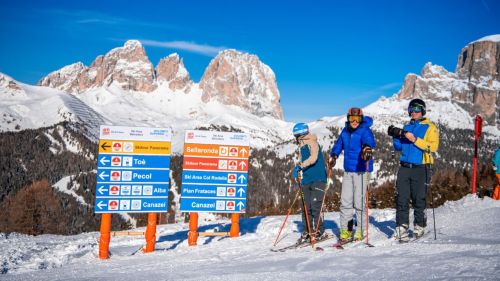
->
[240, 148, 248, 157]
[97, 201, 107, 210]
[100, 156, 110, 166]
[98, 171, 109, 181]
[238, 187, 245, 197]
[238, 174, 246, 184]
[238, 161, 247, 170]
[237, 201, 245, 210]
[101, 142, 111, 151]
[98, 186, 108, 195]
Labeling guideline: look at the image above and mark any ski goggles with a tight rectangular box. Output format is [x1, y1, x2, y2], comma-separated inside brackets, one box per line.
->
[408, 105, 424, 114]
[348, 115, 362, 123]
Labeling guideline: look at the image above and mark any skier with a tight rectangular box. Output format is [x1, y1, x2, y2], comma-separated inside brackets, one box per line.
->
[328, 108, 375, 243]
[493, 146, 500, 200]
[388, 98, 439, 242]
[292, 122, 328, 244]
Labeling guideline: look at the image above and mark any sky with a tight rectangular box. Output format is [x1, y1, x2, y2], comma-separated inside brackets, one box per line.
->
[0, 0, 499, 122]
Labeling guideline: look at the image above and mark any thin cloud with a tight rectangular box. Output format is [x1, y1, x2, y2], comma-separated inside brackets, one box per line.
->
[140, 40, 227, 56]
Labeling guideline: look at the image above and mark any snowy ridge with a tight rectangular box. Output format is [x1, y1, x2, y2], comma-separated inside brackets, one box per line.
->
[1, 195, 499, 279]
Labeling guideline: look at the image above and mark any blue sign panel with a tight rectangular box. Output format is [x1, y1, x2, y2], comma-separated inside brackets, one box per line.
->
[181, 185, 246, 199]
[182, 170, 247, 185]
[97, 154, 171, 168]
[180, 198, 246, 213]
[95, 197, 169, 213]
[180, 130, 249, 213]
[94, 125, 172, 214]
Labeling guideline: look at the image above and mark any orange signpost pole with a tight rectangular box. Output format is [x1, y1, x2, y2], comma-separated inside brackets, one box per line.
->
[188, 212, 199, 246]
[99, 213, 112, 259]
[144, 213, 157, 253]
[230, 213, 240, 237]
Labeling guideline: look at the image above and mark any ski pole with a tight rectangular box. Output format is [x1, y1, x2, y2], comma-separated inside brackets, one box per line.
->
[311, 168, 332, 248]
[426, 145, 437, 240]
[363, 161, 374, 247]
[273, 187, 302, 247]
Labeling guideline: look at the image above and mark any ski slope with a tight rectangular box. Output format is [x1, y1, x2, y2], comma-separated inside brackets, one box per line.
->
[1, 195, 499, 280]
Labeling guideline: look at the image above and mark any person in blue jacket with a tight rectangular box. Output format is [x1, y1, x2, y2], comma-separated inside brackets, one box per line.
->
[292, 122, 328, 244]
[388, 98, 439, 241]
[328, 108, 375, 243]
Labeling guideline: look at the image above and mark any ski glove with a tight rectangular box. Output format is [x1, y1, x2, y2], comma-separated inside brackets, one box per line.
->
[328, 155, 337, 169]
[361, 145, 373, 161]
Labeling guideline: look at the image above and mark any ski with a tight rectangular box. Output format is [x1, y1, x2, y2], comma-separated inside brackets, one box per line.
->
[332, 239, 368, 250]
[271, 233, 334, 252]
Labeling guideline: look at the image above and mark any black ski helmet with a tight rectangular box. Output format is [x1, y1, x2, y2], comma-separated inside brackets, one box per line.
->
[408, 98, 426, 116]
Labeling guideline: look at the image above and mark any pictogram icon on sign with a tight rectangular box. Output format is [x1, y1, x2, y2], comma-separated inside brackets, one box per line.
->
[227, 187, 236, 196]
[226, 201, 235, 211]
[111, 156, 121, 166]
[112, 142, 123, 152]
[228, 174, 236, 183]
[109, 200, 118, 210]
[228, 160, 237, 170]
[110, 185, 120, 195]
[229, 147, 238, 157]
[219, 146, 228, 156]
[123, 142, 133, 152]
[111, 171, 121, 181]
[218, 159, 228, 170]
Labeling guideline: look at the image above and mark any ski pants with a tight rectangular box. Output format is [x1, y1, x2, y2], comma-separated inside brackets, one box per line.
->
[301, 181, 325, 235]
[395, 164, 429, 227]
[340, 172, 368, 233]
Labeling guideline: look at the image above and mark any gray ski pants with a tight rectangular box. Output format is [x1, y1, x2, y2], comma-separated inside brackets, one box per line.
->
[301, 181, 326, 235]
[340, 172, 369, 233]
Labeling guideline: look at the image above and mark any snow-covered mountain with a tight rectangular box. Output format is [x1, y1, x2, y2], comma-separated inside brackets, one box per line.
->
[1, 195, 499, 279]
[3, 36, 499, 151]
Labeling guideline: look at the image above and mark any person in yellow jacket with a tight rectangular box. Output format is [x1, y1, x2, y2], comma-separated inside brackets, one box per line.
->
[388, 98, 439, 242]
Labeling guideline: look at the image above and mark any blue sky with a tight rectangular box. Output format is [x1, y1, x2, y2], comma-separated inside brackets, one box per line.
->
[0, 0, 499, 122]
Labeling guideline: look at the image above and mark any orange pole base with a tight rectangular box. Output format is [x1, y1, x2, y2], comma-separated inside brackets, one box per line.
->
[99, 213, 112, 259]
[144, 213, 157, 253]
[230, 213, 240, 237]
[188, 212, 199, 246]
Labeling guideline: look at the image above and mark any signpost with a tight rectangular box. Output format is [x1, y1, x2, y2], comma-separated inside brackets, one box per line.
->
[96, 125, 172, 259]
[180, 130, 250, 245]
[472, 114, 483, 194]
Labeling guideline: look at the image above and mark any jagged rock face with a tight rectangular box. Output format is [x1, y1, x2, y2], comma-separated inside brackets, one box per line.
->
[199, 50, 284, 120]
[397, 37, 500, 126]
[456, 39, 500, 83]
[39, 40, 157, 93]
[39, 62, 87, 92]
[156, 53, 192, 92]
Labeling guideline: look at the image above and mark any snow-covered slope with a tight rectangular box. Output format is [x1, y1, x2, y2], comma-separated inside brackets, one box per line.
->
[1, 195, 499, 279]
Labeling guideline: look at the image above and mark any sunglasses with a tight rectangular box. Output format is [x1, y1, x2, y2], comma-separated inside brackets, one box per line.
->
[348, 115, 362, 123]
[408, 105, 423, 114]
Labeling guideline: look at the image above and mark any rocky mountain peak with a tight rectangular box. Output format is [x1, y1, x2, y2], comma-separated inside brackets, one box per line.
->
[456, 35, 500, 83]
[199, 49, 284, 120]
[397, 35, 500, 126]
[39, 40, 157, 93]
[156, 53, 192, 92]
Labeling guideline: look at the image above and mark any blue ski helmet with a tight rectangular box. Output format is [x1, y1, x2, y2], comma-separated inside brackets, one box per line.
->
[293, 123, 309, 137]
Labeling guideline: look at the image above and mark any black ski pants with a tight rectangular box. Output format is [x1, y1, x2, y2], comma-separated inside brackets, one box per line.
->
[395, 164, 428, 227]
[301, 181, 325, 236]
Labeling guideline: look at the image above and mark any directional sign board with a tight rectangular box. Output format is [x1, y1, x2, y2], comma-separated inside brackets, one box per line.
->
[95, 125, 172, 213]
[180, 130, 250, 213]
